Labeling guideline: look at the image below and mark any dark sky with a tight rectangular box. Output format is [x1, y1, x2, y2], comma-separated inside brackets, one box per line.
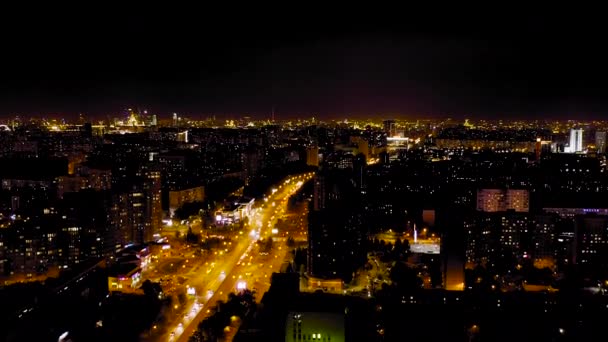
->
[1, 7, 607, 120]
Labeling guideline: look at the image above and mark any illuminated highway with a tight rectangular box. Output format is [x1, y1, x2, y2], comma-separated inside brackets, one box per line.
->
[154, 172, 313, 342]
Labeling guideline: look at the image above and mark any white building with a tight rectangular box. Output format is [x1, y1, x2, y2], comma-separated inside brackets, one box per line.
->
[565, 128, 584, 153]
[215, 197, 255, 224]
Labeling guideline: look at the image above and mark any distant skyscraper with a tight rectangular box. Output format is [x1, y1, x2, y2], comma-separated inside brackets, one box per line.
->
[306, 146, 319, 167]
[566, 128, 584, 153]
[596, 131, 606, 154]
[382, 119, 396, 137]
[10, 195, 19, 212]
[82, 122, 93, 138]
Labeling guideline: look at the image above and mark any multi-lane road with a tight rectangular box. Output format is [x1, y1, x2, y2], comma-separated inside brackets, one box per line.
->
[154, 172, 313, 342]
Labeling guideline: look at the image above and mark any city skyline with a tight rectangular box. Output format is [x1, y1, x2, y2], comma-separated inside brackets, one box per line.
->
[3, 104, 608, 341]
[4, 7, 608, 342]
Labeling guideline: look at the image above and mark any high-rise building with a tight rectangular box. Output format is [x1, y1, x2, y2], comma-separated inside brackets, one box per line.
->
[145, 169, 162, 239]
[573, 214, 608, 265]
[556, 231, 575, 267]
[465, 211, 556, 268]
[87, 167, 112, 191]
[110, 183, 154, 247]
[444, 256, 465, 291]
[4, 219, 58, 276]
[566, 128, 584, 153]
[60, 225, 84, 266]
[464, 215, 495, 266]
[57, 165, 113, 199]
[56, 176, 88, 199]
[323, 151, 354, 170]
[312, 175, 326, 211]
[476, 189, 505, 212]
[306, 146, 319, 167]
[505, 190, 530, 212]
[466, 210, 608, 271]
[596, 131, 607, 154]
[157, 154, 187, 189]
[531, 214, 557, 261]
[243, 146, 263, 184]
[382, 119, 396, 137]
[466, 212, 531, 264]
[308, 171, 364, 281]
[476, 189, 529, 212]
[307, 208, 363, 280]
[61, 191, 113, 259]
[499, 214, 528, 257]
[10, 195, 19, 212]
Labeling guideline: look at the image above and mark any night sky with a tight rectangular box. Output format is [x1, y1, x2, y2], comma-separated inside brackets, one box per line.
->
[1, 8, 607, 120]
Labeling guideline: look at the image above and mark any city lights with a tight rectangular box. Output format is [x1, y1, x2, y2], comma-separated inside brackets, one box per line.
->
[1, 62, 607, 342]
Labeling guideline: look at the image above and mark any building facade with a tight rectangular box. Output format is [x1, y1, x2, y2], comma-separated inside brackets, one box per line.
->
[566, 128, 584, 153]
[168, 186, 205, 217]
[596, 131, 606, 154]
[477, 189, 530, 213]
